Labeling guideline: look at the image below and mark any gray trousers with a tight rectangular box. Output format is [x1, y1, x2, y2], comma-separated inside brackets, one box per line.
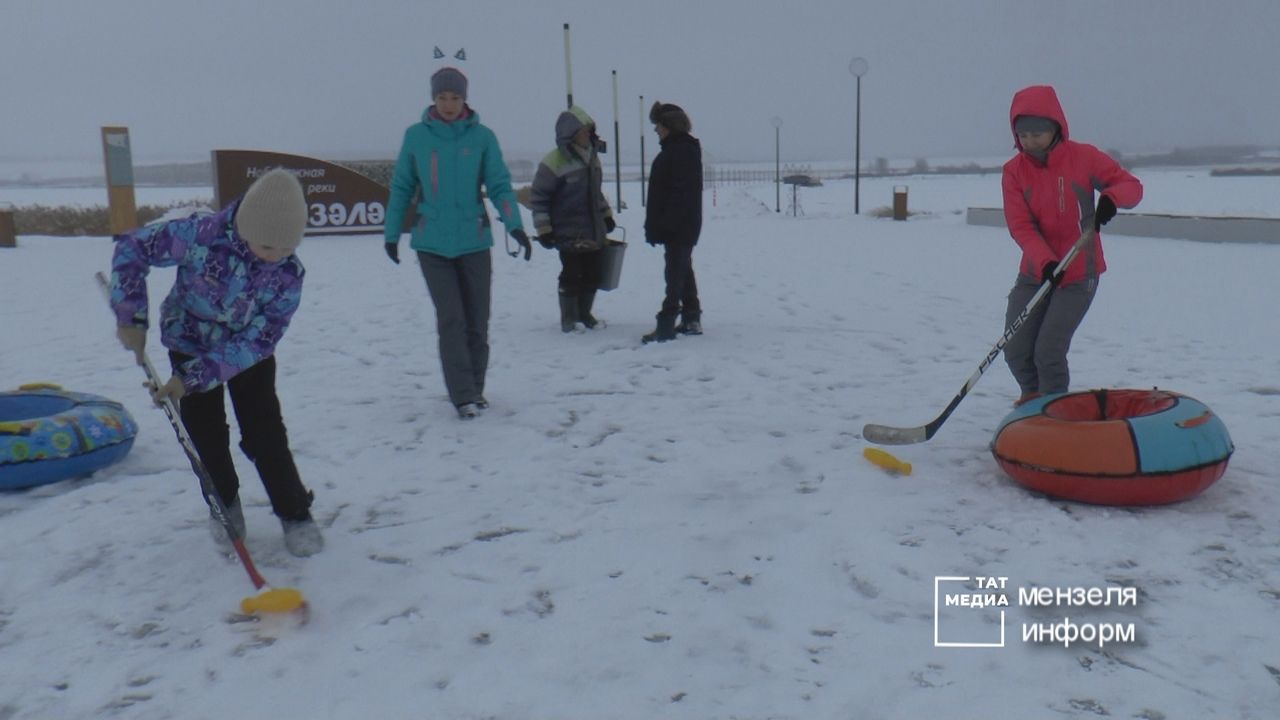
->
[417, 249, 491, 406]
[1003, 276, 1098, 395]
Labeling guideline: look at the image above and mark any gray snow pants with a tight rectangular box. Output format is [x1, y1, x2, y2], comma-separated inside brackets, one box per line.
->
[417, 249, 491, 407]
[1002, 275, 1098, 395]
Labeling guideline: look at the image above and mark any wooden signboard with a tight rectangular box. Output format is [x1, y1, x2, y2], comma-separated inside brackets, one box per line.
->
[212, 150, 409, 236]
[101, 127, 138, 234]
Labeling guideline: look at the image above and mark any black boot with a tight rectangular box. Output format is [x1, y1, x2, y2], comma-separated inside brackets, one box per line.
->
[675, 312, 702, 335]
[559, 293, 579, 333]
[642, 314, 677, 344]
[578, 291, 599, 329]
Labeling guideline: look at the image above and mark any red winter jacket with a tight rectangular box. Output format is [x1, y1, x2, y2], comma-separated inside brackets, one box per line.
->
[1001, 85, 1143, 286]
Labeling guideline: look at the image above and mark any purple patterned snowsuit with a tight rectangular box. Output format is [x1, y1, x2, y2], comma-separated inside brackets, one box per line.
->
[109, 200, 314, 520]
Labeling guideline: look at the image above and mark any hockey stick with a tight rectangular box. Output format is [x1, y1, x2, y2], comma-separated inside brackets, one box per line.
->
[862, 227, 1096, 445]
[95, 271, 305, 613]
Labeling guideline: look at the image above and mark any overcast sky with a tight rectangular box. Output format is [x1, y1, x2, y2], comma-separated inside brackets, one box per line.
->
[3, 0, 1278, 168]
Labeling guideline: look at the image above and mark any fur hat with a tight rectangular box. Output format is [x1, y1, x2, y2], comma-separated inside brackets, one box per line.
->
[649, 101, 692, 133]
[234, 168, 307, 250]
[431, 67, 468, 100]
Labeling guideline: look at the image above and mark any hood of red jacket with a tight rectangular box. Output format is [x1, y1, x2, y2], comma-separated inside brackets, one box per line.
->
[1009, 85, 1069, 151]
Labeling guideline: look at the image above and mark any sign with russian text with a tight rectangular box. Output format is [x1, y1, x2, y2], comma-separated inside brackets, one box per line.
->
[212, 150, 408, 236]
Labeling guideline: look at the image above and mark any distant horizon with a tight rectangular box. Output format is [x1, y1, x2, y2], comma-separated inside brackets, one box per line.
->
[3, 140, 1278, 184]
[7, 139, 1280, 164]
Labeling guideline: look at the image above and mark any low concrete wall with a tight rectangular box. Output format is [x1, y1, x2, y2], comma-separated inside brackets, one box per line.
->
[966, 207, 1280, 245]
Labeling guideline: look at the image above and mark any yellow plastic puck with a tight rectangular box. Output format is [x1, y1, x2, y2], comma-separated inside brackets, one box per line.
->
[863, 447, 913, 475]
[240, 587, 306, 614]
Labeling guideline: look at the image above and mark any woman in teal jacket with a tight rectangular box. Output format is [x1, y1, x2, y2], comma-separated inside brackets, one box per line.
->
[384, 67, 531, 419]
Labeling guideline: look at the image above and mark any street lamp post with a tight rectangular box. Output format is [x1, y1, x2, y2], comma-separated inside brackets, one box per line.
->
[639, 95, 647, 207]
[611, 70, 622, 211]
[771, 116, 783, 213]
[849, 57, 868, 214]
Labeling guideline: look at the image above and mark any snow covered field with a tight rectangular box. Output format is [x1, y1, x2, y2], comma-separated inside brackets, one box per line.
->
[1, 170, 1278, 719]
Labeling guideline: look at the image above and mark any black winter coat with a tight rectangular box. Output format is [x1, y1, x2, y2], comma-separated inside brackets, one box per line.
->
[644, 132, 702, 246]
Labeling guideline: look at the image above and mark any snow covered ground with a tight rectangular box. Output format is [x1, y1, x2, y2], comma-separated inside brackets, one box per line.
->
[1, 170, 1278, 719]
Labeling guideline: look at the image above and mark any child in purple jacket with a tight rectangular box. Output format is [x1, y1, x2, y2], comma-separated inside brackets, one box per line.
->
[109, 168, 322, 557]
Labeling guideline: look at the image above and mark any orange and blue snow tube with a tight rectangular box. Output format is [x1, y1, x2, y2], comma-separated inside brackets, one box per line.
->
[991, 388, 1232, 505]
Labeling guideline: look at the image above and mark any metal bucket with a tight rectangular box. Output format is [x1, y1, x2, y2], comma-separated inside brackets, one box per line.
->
[598, 239, 627, 292]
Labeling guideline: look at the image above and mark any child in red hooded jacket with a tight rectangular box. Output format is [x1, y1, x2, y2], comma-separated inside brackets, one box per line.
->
[1001, 85, 1143, 405]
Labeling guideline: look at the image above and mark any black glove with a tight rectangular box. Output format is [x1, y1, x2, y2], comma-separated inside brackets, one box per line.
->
[511, 228, 532, 261]
[604, 217, 616, 234]
[1094, 195, 1117, 231]
[1041, 260, 1060, 285]
[384, 242, 400, 265]
[537, 233, 556, 249]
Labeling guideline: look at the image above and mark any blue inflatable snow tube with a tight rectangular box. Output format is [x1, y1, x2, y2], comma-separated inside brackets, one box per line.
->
[0, 384, 138, 490]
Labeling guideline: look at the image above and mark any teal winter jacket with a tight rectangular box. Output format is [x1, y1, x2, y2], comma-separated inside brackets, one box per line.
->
[385, 106, 524, 257]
